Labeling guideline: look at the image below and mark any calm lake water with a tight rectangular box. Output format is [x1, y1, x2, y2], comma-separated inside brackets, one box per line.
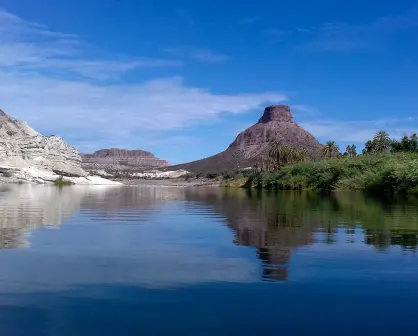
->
[0, 184, 418, 335]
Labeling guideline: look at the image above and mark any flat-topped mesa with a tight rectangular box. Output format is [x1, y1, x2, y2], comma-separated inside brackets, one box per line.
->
[88, 148, 155, 159]
[81, 148, 169, 172]
[258, 105, 294, 124]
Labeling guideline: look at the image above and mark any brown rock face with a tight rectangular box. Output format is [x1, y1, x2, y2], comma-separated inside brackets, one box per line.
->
[170, 105, 323, 173]
[85, 149, 155, 159]
[258, 105, 293, 123]
[81, 148, 168, 171]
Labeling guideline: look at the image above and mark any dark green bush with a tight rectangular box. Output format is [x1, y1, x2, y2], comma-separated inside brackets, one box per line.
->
[55, 176, 73, 186]
[205, 172, 219, 179]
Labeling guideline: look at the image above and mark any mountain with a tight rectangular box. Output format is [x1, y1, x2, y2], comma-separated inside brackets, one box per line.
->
[81, 148, 169, 173]
[0, 109, 119, 184]
[169, 105, 323, 173]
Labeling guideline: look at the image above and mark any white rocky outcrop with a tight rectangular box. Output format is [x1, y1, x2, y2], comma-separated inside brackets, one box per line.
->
[130, 169, 189, 179]
[0, 109, 121, 185]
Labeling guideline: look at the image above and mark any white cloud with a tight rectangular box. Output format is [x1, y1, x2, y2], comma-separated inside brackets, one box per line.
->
[0, 9, 181, 80]
[265, 8, 418, 52]
[0, 9, 285, 151]
[291, 104, 320, 115]
[0, 72, 285, 148]
[164, 47, 230, 63]
[190, 50, 230, 63]
[300, 119, 418, 144]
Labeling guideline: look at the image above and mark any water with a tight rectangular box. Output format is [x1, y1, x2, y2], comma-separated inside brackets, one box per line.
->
[1, 184, 418, 335]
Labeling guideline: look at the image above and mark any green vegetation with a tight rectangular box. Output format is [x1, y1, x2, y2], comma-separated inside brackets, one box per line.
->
[245, 153, 418, 196]
[224, 130, 418, 196]
[266, 141, 308, 170]
[55, 176, 73, 187]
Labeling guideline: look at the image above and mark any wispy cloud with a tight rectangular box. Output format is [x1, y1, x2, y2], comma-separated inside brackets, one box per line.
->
[0, 73, 284, 135]
[265, 8, 418, 52]
[240, 17, 259, 24]
[0, 9, 286, 152]
[0, 71, 285, 151]
[263, 29, 290, 43]
[164, 47, 230, 64]
[300, 118, 418, 144]
[291, 105, 320, 115]
[0, 9, 181, 80]
[189, 50, 230, 63]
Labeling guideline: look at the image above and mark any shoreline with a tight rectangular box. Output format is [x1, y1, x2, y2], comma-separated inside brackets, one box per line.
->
[118, 178, 220, 187]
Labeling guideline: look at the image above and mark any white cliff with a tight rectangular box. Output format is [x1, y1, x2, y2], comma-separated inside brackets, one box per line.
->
[0, 109, 121, 185]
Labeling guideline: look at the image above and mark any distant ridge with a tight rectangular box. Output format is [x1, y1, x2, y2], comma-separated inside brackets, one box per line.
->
[82, 148, 168, 171]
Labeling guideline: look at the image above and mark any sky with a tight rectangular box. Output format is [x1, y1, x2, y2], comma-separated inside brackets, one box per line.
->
[1, 0, 418, 164]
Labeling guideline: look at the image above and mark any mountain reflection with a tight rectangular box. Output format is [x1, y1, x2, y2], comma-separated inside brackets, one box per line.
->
[0, 185, 417, 284]
[0, 185, 87, 248]
[0, 185, 184, 248]
[185, 188, 418, 279]
[184, 188, 317, 281]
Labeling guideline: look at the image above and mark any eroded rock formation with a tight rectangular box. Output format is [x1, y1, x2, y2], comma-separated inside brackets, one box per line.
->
[0, 109, 85, 176]
[170, 105, 323, 173]
[0, 109, 120, 184]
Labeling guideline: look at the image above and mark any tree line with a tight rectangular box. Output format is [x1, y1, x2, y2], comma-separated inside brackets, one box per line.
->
[323, 131, 418, 159]
[262, 131, 418, 172]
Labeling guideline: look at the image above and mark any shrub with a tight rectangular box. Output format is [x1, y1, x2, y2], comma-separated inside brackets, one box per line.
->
[182, 173, 194, 181]
[55, 176, 73, 187]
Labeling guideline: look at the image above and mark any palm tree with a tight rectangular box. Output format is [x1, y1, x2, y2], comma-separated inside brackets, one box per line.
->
[364, 140, 374, 154]
[410, 134, 418, 152]
[350, 144, 357, 157]
[323, 141, 340, 159]
[267, 141, 308, 170]
[346, 145, 351, 157]
[372, 131, 391, 152]
[390, 139, 402, 152]
[401, 135, 410, 151]
[345, 144, 357, 158]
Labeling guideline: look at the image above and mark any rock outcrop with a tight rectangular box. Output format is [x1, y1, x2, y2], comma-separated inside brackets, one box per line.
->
[0, 109, 85, 176]
[81, 148, 169, 175]
[0, 109, 120, 185]
[170, 105, 323, 173]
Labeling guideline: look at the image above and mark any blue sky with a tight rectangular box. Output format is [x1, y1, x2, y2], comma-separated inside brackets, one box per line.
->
[1, 0, 417, 163]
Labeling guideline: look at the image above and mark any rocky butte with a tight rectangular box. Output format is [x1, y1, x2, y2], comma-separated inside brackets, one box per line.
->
[0, 109, 120, 184]
[81, 148, 169, 174]
[170, 105, 323, 173]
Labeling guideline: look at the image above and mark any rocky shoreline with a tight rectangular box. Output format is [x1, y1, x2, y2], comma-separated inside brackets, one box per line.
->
[0, 166, 121, 185]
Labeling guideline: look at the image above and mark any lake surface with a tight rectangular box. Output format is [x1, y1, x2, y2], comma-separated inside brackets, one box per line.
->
[1, 184, 418, 335]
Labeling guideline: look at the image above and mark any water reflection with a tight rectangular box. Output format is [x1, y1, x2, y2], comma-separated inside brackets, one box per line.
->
[0, 185, 86, 248]
[0, 185, 417, 285]
[1, 185, 418, 336]
[185, 188, 418, 280]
